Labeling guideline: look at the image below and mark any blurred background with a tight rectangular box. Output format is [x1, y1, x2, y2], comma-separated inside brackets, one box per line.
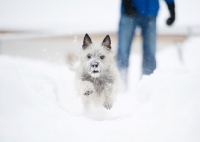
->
[0, 0, 199, 64]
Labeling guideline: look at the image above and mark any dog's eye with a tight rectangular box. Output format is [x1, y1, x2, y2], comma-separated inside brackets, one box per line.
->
[87, 54, 92, 59]
[100, 55, 105, 59]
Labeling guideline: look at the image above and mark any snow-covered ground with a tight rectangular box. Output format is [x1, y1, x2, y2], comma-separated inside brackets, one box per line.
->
[0, 37, 200, 142]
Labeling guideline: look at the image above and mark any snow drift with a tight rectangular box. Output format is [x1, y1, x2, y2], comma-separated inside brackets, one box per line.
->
[0, 37, 200, 142]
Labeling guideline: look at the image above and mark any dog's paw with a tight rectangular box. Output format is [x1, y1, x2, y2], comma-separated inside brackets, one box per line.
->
[84, 90, 93, 96]
[83, 81, 94, 96]
[103, 101, 113, 110]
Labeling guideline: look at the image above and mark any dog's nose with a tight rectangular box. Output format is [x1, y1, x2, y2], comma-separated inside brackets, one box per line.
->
[91, 62, 99, 68]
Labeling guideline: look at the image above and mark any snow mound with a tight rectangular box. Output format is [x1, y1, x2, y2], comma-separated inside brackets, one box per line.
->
[0, 37, 200, 142]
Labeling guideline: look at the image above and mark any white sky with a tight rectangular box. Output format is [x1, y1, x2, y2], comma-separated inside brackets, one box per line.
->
[0, 0, 199, 34]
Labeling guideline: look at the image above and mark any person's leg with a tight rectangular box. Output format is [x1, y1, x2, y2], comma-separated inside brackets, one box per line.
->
[117, 14, 137, 83]
[140, 16, 156, 75]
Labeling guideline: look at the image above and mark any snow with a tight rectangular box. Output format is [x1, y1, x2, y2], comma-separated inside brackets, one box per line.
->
[0, 36, 200, 142]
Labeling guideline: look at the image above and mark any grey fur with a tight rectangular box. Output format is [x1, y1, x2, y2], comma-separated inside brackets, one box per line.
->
[81, 71, 114, 95]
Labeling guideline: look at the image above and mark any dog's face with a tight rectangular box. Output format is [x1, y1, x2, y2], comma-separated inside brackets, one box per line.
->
[80, 34, 114, 78]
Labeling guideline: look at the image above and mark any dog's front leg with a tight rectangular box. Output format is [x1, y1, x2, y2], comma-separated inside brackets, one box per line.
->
[76, 80, 95, 110]
[103, 85, 114, 110]
[103, 97, 113, 110]
[77, 80, 94, 96]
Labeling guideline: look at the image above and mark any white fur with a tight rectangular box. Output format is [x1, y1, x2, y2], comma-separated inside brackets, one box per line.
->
[75, 35, 121, 110]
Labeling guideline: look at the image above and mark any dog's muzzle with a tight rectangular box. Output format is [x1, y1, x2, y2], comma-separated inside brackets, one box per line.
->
[90, 61, 100, 77]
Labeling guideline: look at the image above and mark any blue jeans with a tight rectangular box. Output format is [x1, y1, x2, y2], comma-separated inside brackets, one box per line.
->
[117, 14, 156, 82]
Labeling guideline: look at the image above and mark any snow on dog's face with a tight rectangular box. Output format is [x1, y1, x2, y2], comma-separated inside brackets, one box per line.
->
[80, 34, 114, 78]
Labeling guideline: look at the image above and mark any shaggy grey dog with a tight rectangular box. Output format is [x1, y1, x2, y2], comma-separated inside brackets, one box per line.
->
[75, 34, 121, 110]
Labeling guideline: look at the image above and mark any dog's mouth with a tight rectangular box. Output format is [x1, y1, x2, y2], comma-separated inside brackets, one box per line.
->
[92, 70, 100, 73]
[90, 69, 101, 78]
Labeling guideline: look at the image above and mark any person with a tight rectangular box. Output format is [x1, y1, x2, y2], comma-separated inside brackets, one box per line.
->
[117, 0, 175, 84]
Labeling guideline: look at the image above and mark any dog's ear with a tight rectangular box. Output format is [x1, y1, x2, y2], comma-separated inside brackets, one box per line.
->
[102, 35, 111, 50]
[82, 33, 92, 49]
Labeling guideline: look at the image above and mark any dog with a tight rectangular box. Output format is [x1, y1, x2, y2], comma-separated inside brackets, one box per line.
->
[75, 34, 121, 110]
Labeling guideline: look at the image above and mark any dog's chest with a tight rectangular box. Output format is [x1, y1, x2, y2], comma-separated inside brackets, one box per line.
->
[82, 74, 113, 94]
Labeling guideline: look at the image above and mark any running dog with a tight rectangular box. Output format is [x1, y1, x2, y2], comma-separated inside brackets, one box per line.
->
[75, 34, 120, 110]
